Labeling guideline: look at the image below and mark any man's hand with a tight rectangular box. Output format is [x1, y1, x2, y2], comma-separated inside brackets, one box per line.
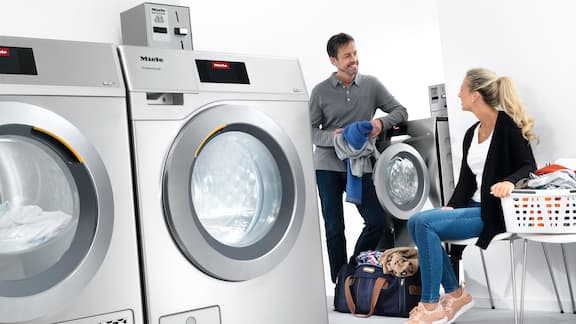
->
[333, 128, 344, 135]
[369, 119, 383, 138]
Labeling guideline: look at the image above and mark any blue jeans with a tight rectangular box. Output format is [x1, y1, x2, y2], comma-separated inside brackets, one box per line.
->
[407, 202, 483, 303]
[316, 170, 394, 283]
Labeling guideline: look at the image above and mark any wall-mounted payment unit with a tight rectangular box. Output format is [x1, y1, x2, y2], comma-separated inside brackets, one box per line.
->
[429, 83, 447, 118]
[121, 2, 192, 50]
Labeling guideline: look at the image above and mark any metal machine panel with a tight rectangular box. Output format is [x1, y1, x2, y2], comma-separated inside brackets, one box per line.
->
[435, 117, 455, 205]
[118, 45, 199, 93]
[0, 36, 123, 95]
[121, 2, 193, 50]
[118, 46, 308, 97]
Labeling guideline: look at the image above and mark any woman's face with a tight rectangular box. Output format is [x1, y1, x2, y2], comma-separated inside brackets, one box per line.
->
[458, 77, 476, 111]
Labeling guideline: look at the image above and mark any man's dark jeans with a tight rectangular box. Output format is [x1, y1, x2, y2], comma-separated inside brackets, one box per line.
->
[316, 170, 394, 283]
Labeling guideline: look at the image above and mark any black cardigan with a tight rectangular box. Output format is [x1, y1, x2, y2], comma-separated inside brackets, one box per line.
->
[447, 111, 536, 249]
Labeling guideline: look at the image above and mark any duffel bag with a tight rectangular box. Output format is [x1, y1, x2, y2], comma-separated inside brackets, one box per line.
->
[334, 263, 421, 317]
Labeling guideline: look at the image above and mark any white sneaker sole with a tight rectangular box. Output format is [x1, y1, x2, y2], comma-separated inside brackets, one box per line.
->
[406, 316, 447, 324]
[446, 299, 475, 324]
[432, 317, 448, 324]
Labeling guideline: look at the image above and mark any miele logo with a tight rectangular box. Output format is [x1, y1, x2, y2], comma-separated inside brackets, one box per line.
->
[151, 7, 167, 14]
[140, 56, 164, 63]
[0, 48, 9, 57]
[211, 62, 230, 70]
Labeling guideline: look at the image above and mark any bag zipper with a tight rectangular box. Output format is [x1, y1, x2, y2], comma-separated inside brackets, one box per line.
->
[399, 278, 405, 312]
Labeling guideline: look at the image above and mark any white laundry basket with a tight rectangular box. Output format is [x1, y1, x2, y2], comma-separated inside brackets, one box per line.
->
[501, 189, 576, 233]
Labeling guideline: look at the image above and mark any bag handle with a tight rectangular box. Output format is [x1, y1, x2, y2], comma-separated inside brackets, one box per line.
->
[344, 275, 388, 317]
[344, 276, 356, 314]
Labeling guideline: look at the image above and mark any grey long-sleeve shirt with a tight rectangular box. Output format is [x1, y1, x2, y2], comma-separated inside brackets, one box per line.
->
[309, 72, 408, 172]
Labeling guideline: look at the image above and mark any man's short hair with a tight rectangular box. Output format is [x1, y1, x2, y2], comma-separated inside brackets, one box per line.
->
[327, 33, 354, 58]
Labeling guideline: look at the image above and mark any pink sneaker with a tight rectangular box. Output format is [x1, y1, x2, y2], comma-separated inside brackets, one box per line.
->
[441, 290, 474, 323]
[405, 302, 448, 324]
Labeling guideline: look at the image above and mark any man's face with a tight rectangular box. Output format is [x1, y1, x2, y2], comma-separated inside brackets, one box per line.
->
[330, 41, 358, 78]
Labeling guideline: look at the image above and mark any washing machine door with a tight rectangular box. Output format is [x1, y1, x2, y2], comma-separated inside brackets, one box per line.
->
[163, 102, 305, 281]
[0, 102, 113, 322]
[373, 143, 430, 220]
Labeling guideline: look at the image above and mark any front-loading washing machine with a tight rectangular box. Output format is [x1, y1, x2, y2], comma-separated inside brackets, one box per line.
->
[0, 36, 143, 324]
[118, 45, 328, 324]
[374, 117, 455, 245]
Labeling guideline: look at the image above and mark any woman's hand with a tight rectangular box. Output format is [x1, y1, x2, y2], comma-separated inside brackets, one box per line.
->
[490, 181, 515, 198]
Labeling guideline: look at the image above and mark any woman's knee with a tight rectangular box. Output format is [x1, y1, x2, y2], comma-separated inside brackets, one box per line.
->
[408, 209, 441, 233]
[408, 211, 426, 230]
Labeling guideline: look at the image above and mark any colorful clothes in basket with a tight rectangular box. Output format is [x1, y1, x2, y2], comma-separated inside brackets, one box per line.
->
[356, 250, 383, 267]
[528, 169, 576, 189]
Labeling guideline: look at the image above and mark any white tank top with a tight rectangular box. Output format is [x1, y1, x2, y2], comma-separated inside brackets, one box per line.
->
[467, 124, 493, 202]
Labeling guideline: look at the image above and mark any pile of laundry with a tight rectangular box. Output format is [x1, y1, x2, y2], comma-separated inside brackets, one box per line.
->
[356, 247, 419, 277]
[0, 202, 73, 253]
[517, 163, 576, 189]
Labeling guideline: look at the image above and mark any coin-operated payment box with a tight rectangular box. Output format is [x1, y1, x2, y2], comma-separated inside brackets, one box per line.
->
[121, 2, 193, 50]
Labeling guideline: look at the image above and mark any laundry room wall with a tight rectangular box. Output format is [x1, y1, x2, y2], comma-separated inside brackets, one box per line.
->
[437, 0, 576, 312]
[0, 0, 150, 43]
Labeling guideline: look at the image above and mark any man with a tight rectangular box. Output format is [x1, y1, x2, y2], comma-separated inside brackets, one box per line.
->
[309, 32, 408, 283]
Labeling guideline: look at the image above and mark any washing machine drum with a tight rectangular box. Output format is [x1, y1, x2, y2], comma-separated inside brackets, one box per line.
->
[373, 143, 430, 220]
[162, 104, 306, 282]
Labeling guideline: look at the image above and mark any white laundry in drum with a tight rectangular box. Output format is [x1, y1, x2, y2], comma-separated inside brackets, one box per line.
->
[0, 202, 73, 253]
[386, 156, 420, 206]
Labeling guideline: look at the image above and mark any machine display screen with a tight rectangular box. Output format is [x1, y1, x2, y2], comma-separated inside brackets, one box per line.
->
[0, 46, 38, 75]
[195, 60, 250, 84]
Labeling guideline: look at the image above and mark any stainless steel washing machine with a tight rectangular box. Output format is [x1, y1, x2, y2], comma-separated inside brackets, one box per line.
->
[118, 45, 328, 324]
[0, 36, 143, 324]
[374, 117, 455, 245]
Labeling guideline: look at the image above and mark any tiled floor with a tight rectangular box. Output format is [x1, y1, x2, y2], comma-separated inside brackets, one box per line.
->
[326, 295, 576, 324]
[328, 307, 576, 324]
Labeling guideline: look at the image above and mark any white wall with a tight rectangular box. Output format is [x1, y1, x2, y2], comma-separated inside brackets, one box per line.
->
[186, 0, 444, 119]
[437, 0, 576, 312]
[0, 0, 160, 43]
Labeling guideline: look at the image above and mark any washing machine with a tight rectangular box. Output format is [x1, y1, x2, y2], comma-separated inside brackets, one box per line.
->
[374, 117, 455, 245]
[0, 36, 143, 324]
[118, 45, 328, 324]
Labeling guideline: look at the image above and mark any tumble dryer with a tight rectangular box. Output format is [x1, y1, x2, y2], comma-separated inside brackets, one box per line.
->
[374, 117, 454, 245]
[0, 37, 143, 324]
[118, 46, 328, 324]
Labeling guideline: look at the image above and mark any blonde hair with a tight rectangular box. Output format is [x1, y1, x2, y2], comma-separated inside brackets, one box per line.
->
[466, 68, 537, 142]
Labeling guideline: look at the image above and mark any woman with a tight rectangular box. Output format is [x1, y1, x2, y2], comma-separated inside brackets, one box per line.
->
[405, 68, 538, 324]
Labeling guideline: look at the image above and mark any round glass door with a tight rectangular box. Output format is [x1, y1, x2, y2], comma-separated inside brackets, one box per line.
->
[0, 134, 79, 280]
[0, 101, 112, 323]
[191, 131, 282, 248]
[0, 123, 100, 300]
[373, 143, 430, 220]
[163, 103, 305, 281]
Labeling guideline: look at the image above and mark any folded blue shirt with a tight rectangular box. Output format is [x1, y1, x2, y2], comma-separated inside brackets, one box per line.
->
[341, 121, 373, 204]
